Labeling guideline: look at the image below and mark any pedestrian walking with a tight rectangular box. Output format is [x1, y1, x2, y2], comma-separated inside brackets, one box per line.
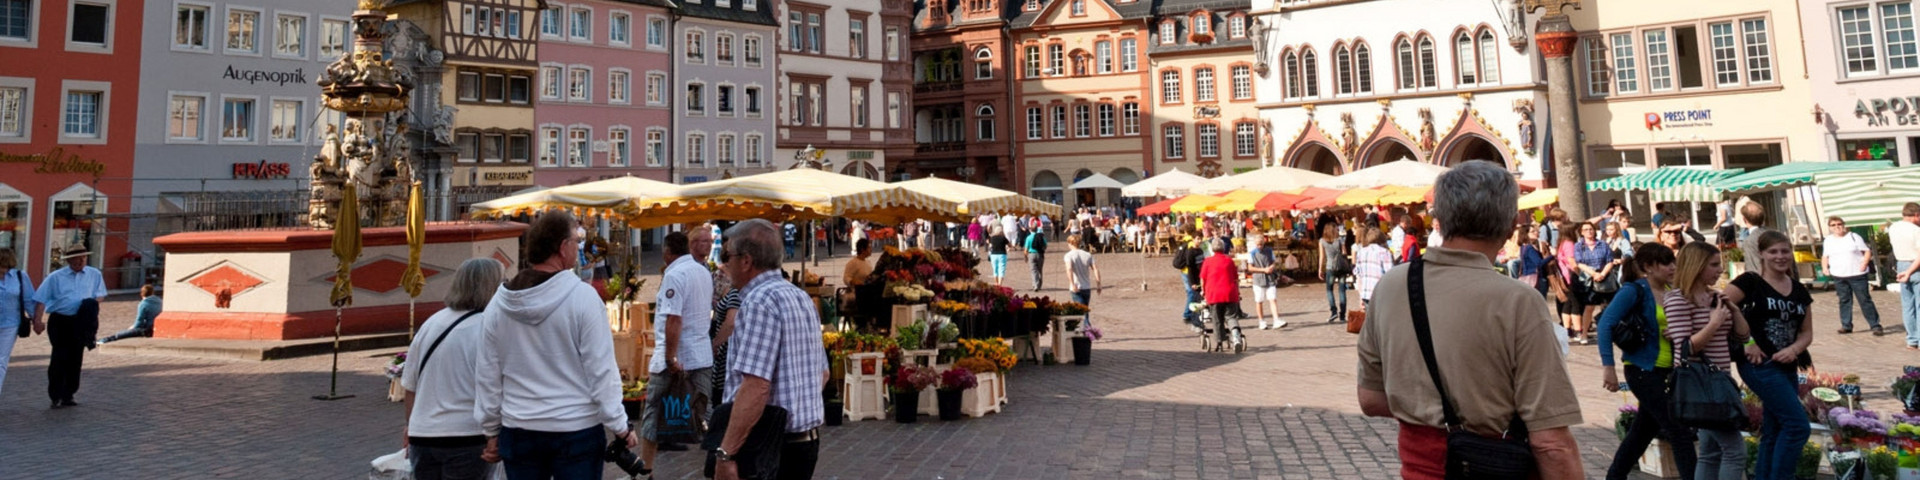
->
[1664, 242, 1746, 480]
[98, 284, 161, 344]
[1573, 221, 1621, 345]
[0, 249, 35, 397]
[709, 223, 726, 267]
[1023, 225, 1048, 291]
[1351, 227, 1393, 317]
[1596, 243, 1697, 480]
[1173, 233, 1206, 331]
[475, 212, 635, 480]
[1062, 235, 1100, 306]
[35, 244, 106, 409]
[1319, 224, 1349, 323]
[1892, 203, 1920, 349]
[1246, 234, 1286, 330]
[712, 219, 829, 480]
[1728, 231, 1814, 480]
[1737, 200, 1769, 274]
[1199, 238, 1239, 349]
[639, 229, 717, 474]
[402, 258, 504, 480]
[1519, 224, 1550, 299]
[1823, 216, 1884, 335]
[1356, 161, 1585, 480]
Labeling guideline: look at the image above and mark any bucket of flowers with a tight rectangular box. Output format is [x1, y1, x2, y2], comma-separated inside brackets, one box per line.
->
[885, 364, 937, 424]
[936, 367, 977, 421]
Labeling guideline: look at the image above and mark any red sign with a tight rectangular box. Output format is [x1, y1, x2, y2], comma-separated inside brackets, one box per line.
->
[232, 161, 292, 179]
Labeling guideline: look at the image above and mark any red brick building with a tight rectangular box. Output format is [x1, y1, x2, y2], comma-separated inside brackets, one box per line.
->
[908, 0, 1018, 190]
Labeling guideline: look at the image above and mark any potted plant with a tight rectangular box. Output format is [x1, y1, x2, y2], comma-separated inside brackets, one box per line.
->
[1896, 367, 1920, 413]
[886, 364, 936, 424]
[1724, 247, 1747, 277]
[1831, 407, 1891, 451]
[384, 352, 407, 402]
[936, 367, 977, 421]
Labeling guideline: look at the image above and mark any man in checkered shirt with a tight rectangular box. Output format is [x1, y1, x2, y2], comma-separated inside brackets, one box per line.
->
[713, 219, 828, 480]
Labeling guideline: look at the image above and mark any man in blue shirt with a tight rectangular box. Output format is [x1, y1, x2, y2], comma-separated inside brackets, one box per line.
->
[34, 245, 107, 409]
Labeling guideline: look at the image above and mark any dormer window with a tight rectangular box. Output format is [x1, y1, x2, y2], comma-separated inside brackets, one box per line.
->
[1193, 15, 1210, 36]
[1070, 0, 1085, 15]
[1189, 12, 1213, 43]
[1229, 16, 1245, 39]
[1159, 21, 1174, 44]
[1024, 0, 1038, 11]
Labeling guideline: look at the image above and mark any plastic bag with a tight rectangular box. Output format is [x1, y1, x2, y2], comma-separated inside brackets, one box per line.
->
[369, 449, 410, 480]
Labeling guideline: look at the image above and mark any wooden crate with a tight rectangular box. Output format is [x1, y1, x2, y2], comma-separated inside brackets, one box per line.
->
[890, 304, 928, 336]
[608, 302, 655, 333]
[960, 372, 1002, 417]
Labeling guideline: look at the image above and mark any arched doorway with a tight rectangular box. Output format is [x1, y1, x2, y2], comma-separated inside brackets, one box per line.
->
[1439, 134, 1507, 168]
[1031, 170, 1064, 206]
[1292, 143, 1344, 175]
[1109, 168, 1140, 184]
[1072, 169, 1096, 208]
[840, 161, 880, 180]
[1363, 140, 1418, 169]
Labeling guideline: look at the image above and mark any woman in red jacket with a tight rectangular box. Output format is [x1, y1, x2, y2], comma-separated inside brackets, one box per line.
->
[1200, 238, 1241, 349]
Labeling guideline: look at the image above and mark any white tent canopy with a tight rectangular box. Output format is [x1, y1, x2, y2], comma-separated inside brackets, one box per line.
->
[1068, 172, 1129, 190]
[1192, 166, 1334, 195]
[1121, 169, 1209, 197]
[1309, 159, 1452, 190]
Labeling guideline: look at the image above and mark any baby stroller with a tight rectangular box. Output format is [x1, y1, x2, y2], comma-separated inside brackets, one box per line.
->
[1190, 302, 1244, 354]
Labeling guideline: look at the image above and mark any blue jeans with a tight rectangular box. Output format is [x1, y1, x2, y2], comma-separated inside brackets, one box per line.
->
[1695, 428, 1744, 480]
[1902, 261, 1920, 346]
[1737, 362, 1810, 480]
[497, 426, 605, 480]
[991, 254, 1008, 279]
[1834, 274, 1881, 330]
[1324, 278, 1349, 317]
[1182, 277, 1203, 326]
[1071, 289, 1091, 306]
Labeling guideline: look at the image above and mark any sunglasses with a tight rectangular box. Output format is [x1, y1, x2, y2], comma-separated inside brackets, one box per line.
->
[719, 249, 733, 263]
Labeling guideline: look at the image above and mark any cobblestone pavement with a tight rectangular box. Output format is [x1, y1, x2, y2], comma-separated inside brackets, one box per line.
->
[1, 247, 1914, 479]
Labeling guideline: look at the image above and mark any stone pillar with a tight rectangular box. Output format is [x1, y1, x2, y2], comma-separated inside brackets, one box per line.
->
[1536, 14, 1589, 221]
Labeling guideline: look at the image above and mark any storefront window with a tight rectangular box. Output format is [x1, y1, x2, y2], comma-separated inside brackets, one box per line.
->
[1722, 143, 1783, 171]
[1655, 146, 1712, 167]
[1838, 137, 1900, 162]
[49, 198, 103, 271]
[0, 192, 25, 260]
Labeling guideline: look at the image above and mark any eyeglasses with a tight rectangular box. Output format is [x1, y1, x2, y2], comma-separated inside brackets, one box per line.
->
[719, 249, 733, 263]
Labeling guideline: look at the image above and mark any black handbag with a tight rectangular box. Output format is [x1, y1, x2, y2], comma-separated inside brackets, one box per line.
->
[702, 402, 790, 479]
[1609, 282, 1652, 352]
[1407, 258, 1537, 480]
[1668, 338, 1747, 430]
[1584, 269, 1621, 294]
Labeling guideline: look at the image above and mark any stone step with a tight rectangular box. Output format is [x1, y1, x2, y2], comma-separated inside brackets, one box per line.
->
[96, 332, 412, 361]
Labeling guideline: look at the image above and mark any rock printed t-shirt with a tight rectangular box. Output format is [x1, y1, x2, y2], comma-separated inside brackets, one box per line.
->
[1730, 272, 1814, 370]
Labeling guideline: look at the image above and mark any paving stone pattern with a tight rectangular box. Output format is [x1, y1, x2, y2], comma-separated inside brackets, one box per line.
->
[1, 248, 1912, 479]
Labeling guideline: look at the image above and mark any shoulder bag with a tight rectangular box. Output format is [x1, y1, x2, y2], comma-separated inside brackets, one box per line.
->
[15, 270, 29, 338]
[1407, 258, 1537, 479]
[1668, 337, 1747, 430]
[1324, 242, 1352, 278]
[1608, 282, 1652, 352]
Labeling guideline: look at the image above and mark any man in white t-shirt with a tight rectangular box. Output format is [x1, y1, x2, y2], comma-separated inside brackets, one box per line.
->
[1823, 216, 1883, 336]
[1889, 202, 1920, 349]
[640, 229, 716, 472]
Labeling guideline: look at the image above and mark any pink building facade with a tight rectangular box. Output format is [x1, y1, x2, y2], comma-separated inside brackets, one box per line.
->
[534, 0, 676, 186]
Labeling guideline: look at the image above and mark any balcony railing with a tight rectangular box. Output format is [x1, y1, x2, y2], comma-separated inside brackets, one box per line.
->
[913, 82, 964, 94]
[915, 142, 966, 154]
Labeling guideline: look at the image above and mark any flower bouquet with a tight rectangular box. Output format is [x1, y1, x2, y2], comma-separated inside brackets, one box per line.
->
[1892, 413, 1920, 451]
[959, 337, 1017, 373]
[1053, 301, 1090, 317]
[1896, 367, 1920, 413]
[1615, 404, 1638, 440]
[930, 299, 972, 318]
[886, 364, 939, 423]
[885, 283, 935, 304]
[386, 352, 407, 379]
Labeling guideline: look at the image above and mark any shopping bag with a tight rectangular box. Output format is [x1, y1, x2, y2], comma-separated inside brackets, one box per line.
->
[1345, 309, 1366, 334]
[650, 370, 708, 444]
[369, 449, 410, 480]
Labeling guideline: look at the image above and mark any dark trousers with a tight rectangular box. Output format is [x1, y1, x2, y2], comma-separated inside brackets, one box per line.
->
[1070, 289, 1091, 306]
[99, 327, 152, 343]
[497, 426, 604, 480]
[776, 439, 820, 480]
[1606, 365, 1697, 480]
[1834, 274, 1882, 330]
[47, 299, 99, 403]
[1208, 303, 1234, 346]
[409, 441, 491, 480]
[1028, 255, 1044, 290]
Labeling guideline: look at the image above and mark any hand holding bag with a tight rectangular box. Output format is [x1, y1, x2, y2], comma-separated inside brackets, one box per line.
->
[1608, 282, 1652, 351]
[1407, 258, 1537, 480]
[702, 402, 790, 479]
[652, 370, 709, 445]
[1668, 338, 1747, 430]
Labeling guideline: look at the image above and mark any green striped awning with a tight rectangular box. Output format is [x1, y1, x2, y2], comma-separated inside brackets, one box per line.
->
[1815, 164, 1920, 227]
[1711, 160, 1893, 195]
[1587, 168, 1739, 203]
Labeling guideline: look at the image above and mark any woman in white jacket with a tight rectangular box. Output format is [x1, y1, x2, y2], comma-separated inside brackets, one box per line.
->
[401, 258, 503, 480]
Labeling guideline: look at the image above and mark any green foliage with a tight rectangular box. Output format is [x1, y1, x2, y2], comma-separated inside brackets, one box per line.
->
[897, 323, 927, 351]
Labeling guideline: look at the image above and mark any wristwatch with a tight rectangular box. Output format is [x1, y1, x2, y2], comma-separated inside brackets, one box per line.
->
[714, 447, 735, 462]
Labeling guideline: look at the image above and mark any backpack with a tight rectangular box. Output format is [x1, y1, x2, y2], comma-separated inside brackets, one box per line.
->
[1025, 231, 1048, 254]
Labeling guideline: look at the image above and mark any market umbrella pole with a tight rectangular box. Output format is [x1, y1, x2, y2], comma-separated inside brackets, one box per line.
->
[315, 183, 362, 401]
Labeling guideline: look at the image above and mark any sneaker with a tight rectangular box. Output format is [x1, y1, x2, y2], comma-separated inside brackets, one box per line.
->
[1258, 321, 1269, 330]
[1274, 320, 1288, 329]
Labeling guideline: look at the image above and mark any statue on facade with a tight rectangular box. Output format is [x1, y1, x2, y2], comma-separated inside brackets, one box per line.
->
[1339, 113, 1358, 161]
[1417, 108, 1438, 154]
[1514, 99, 1537, 155]
[1258, 119, 1275, 165]
[1250, 19, 1271, 77]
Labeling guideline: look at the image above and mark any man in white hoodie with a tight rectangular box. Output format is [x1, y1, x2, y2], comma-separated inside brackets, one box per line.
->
[475, 212, 634, 480]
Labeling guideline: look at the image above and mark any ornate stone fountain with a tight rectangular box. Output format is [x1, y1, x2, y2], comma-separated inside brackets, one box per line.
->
[309, 0, 418, 229]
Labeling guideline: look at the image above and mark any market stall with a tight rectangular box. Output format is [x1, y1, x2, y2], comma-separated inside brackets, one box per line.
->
[1191, 166, 1334, 195]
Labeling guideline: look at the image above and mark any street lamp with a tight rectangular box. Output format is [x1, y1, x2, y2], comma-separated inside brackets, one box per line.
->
[956, 165, 976, 181]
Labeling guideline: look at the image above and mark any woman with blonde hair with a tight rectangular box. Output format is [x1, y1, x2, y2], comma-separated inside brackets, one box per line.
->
[0, 249, 36, 396]
[1351, 227, 1394, 314]
[1664, 241, 1749, 480]
[1729, 231, 1814, 480]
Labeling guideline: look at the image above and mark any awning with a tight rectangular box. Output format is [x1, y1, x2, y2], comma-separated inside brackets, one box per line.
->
[1815, 164, 1920, 227]
[1121, 169, 1210, 197]
[894, 177, 1062, 217]
[1135, 196, 1181, 216]
[1712, 160, 1893, 195]
[1334, 187, 1393, 207]
[1192, 166, 1334, 195]
[1291, 187, 1348, 210]
[1374, 185, 1433, 206]
[1168, 194, 1229, 213]
[1068, 172, 1129, 190]
[1517, 188, 1559, 211]
[1587, 168, 1739, 203]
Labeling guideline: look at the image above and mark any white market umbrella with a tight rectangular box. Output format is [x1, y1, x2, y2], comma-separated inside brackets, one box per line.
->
[1309, 159, 1452, 190]
[1069, 172, 1129, 190]
[1121, 169, 1209, 198]
[1192, 166, 1334, 195]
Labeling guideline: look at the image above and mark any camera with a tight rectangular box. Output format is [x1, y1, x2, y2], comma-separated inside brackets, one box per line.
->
[605, 434, 647, 477]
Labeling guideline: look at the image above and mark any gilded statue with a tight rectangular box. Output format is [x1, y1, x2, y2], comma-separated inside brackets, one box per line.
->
[1417, 108, 1438, 154]
[1514, 99, 1537, 155]
[1339, 113, 1358, 161]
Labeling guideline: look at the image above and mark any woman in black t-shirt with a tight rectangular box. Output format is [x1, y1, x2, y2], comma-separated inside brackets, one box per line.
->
[1724, 230, 1812, 480]
[988, 226, 1010, 286]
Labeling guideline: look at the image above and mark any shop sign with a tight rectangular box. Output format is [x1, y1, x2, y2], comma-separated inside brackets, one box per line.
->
[223, 66, 307, 86]
[682, 175, 708, 183]
[1853, 96, 1920, 127]
[231, 161, 292, 179]
[0, 147, 108, 177]
[455, 166, 535, 186]
[847, 151, 875, 160]
[1644, 109, 1713, 130]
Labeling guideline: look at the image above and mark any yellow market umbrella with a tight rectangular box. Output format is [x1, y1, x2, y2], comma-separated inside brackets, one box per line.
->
[1334, 187, 1392, 207]
[894, 177, 1062, 218]
[1211, 189, 1270, 213]
[627, 168, 960, 228]
[1192, 166, 1335, 195]
[1374, 185, 1433, 206]
[401, 181, 427, 339]
[469, 175, 677, 218]
[1168, 194, 1229, 213]
[1517, 188, 1559, 211]
[331, 184, 361, 308]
